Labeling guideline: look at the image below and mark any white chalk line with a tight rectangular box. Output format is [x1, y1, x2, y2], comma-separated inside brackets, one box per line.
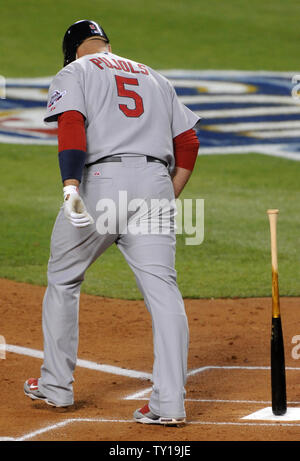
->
[3, 416, 300, 441]
[124, 387, 152, 400]
[123, 365, 300, 400]
[123, 366, 213, 400]
[11, 342, 300, 403]
[13, 344, 299, 384]
[189, 420, 300, 427]
[4, 345, 300, 440]
[15, 418, 133, 442]
[126, 397, 300, 405]
[5, 344, 152, 380]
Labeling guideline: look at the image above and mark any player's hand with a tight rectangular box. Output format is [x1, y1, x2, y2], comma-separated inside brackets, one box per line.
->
[63, 185, 94, 228]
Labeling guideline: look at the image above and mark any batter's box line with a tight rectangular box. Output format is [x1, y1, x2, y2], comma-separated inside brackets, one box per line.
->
[3, 417, 300, 441]
[125, 396, 300, 405]
[12, 344, 297, 382]
[6, 343, 300, 396]
[5, 344, 152, 380]
[123, 365, 300, 400]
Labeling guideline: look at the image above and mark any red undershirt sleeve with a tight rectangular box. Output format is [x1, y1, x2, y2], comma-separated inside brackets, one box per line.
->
[57, 110, 87, 152]
[173, 128, 200, 171]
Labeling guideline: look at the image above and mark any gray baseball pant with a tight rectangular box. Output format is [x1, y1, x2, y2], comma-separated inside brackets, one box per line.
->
[38, 156, 189, 418]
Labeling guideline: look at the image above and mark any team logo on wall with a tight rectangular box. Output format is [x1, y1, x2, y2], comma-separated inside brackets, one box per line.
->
[0, 77, 56, 145]
[163, 70, 300, 160]
[0, 71, 300, 159]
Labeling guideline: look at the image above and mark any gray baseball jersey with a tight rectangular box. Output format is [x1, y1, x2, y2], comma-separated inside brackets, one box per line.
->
[38, 52, 200, 418]
[44, 51, 200, 170]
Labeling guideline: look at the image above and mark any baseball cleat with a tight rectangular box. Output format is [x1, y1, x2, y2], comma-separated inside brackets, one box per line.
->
[133, 404, 186, 426]
[24, 378, 69, 408]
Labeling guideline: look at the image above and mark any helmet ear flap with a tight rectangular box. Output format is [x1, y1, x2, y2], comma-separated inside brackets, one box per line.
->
[62, 20, 109, 67]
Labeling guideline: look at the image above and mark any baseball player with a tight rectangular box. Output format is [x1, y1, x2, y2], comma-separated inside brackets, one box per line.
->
[24, 20, 200, 426]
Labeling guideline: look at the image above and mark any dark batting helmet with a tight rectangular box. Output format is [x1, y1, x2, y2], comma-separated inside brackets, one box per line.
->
[62, 20, 109, 67]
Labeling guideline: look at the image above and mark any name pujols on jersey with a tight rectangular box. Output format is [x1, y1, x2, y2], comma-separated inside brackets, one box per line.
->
[90, 55, 149, 75]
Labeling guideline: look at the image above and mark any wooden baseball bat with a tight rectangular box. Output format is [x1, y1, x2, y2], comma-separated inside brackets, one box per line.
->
[267, 209, 287, 416]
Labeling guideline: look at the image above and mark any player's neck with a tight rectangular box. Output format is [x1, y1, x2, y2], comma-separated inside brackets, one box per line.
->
[77, 41, 111, 59]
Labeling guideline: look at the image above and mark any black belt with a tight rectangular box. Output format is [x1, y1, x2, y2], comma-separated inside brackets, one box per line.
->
[85, 155, 168, 168]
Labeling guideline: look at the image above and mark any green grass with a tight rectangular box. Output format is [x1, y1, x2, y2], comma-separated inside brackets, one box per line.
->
[1, 1, 300, 298]
[1, 0, 300, 77]
[176, 154, 300, 298]
[1, 146, 300, 298]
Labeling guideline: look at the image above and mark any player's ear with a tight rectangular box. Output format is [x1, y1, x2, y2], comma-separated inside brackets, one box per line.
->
[108, 44, 112, 52]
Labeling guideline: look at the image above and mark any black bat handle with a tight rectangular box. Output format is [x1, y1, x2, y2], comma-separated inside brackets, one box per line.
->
[271, 316, 287, 415]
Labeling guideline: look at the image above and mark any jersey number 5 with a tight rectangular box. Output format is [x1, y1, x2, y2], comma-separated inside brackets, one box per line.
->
[115, 75, 144, 118]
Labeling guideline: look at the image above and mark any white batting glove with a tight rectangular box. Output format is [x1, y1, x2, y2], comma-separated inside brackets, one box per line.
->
[63, 185, 94, 228]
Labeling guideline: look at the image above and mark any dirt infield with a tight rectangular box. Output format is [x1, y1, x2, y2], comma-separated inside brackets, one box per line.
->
[0, 278, 300, 442]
